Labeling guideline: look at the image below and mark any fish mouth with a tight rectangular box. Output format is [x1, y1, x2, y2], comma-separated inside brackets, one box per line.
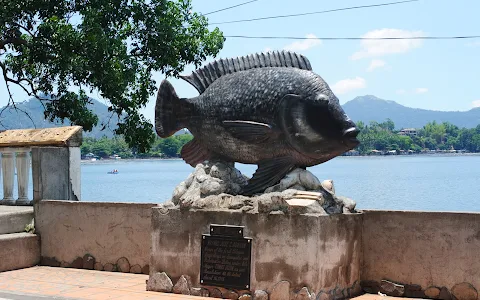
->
[342, 127, 360, 147]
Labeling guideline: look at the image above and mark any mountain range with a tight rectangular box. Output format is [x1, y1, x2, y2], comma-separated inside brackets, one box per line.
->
[0, 98, 117, 138]
[342, 95, 480, 129]
[0, 95, 479, 137]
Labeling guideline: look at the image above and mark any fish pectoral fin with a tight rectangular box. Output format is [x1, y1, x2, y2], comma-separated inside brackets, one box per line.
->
[223, 120, 278, 143]
[242, 157, 295, 196]
[180, 138, 211, 167]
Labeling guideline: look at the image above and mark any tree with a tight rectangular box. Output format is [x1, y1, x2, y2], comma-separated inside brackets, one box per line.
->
[379, 118, 395, 132]
[157, 136, 181, 157]
[422, 121, 446, 145]
[0, 0, 224, 152]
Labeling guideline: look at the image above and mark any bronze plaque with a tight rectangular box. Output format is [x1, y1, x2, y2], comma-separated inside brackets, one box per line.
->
[200, 226, 251, 289]
[210, 224, 244, 238]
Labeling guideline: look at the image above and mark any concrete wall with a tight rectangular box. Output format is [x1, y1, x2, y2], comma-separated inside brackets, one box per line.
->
[151, 208, 363, 294]
[362, 210, 480, 292]
[35, 201, 158, 272]
[32, 200, 480, 299]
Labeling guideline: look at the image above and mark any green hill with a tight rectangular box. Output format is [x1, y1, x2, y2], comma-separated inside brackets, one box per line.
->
[342, 95, 480, 129]
[0, 98, 118, 138]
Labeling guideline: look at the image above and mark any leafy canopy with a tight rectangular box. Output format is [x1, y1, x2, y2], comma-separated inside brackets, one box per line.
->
[356, 119, 480, 154]
[0, 0, 224, 151]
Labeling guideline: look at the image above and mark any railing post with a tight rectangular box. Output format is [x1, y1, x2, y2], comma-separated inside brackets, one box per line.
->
[1, 151, 15, 205]
[16, 150, 31, 205]
[32, 146, 81, 202]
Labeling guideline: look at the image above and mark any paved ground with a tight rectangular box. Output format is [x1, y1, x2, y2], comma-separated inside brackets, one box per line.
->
[352, 294, 427, 300]
[0, 267, 209, 299]
[0, 267, 427, 300]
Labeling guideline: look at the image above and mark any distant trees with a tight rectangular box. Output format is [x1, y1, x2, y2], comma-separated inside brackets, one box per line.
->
[81, 134, 192, 159]
[81, 121, 480, 159]
[357, 120, 480, 154]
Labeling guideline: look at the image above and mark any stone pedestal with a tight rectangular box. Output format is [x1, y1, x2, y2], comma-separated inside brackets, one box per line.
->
[31, 146, 81, 202]
[149, 207, 363, 299]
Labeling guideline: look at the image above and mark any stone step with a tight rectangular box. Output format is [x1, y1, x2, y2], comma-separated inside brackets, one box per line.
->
[0, 232, 40, 272]
[0, 206, 34, 234]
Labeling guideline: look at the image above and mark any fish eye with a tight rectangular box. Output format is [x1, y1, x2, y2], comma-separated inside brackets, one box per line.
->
[315, 94, 329, 105]
[305, 101, 343, 139]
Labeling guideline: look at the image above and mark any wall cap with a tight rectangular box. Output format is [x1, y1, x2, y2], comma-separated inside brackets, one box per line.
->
[0, 126, 82, 147]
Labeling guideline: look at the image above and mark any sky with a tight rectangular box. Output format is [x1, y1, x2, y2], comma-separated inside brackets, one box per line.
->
[1, 0, 479, 124]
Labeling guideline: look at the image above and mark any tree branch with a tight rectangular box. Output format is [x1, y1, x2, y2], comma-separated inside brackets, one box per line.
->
[12, 22, 35, 37]
[0, 37, 28, 50]
[0, 60, 49, 101]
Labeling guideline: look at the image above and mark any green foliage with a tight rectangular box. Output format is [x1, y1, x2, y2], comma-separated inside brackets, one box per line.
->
[357, 120, 480, 154]
[25, 223, 35, 234]
[82, 134, 192, 158]
[0, 0, 224, 152]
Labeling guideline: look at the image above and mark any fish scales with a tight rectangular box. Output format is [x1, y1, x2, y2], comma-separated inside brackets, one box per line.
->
[155, 51, 359, 195]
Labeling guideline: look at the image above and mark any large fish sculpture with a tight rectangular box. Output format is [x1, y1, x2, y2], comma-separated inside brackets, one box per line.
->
[155, 51, 359, 195]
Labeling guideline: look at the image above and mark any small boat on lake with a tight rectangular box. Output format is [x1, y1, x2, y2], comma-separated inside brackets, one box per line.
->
[107, 169, 119, 174]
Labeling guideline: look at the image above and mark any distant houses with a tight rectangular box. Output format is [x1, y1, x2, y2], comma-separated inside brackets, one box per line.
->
[343, 150, 360, 156]
[343, 148, 468, 157]
[398, 128, 418, 137]
[84, 152, 96, 160]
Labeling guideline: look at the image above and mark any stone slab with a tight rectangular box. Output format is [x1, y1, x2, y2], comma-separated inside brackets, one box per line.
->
[0, 126, 82, 147]
[0, 233, 40, 272]
[0, 206, 33, 234]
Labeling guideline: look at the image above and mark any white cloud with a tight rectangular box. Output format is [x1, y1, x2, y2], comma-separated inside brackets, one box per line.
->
[367, 59, 386, 72]
[331, 77, 366, 95]
[467, 41, 480, 47]
[283, 34, 322, 52]
[396, 89, 407, 95]
[472, 100, 480, 108]
[351, 29, 425, 60]
[264, 47, 272, 52]
[415, 88, 428, 94]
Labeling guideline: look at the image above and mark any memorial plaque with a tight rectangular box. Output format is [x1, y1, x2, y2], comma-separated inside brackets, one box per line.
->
[210, 224, 244, 237]
[200, 225, 252, 290]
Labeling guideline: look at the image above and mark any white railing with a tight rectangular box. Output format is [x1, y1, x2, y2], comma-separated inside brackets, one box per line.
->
[0, 126, 82, 205]
[0, 148, 31, 206]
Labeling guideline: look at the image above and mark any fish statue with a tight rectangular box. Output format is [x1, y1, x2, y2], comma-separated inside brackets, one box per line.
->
[155, 51, 359, 195]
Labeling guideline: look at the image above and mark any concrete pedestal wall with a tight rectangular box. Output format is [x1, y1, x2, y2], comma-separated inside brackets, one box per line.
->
[150, 208, 363, 296]
[362, 210, 480, 297]
[35, 201, 158, 273]
[32, 200, 480, 299]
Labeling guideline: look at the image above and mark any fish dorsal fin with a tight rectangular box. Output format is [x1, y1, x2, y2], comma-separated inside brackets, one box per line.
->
[179, 50, 312, 94]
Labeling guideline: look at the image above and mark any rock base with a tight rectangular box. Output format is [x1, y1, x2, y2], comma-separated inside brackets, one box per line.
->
[169, 161, 357, 215]
[361, 280, 478, 300]
[147, 271, 362, 300]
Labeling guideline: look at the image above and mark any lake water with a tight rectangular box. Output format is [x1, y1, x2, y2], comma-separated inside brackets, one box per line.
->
[77, 155, 480, 212]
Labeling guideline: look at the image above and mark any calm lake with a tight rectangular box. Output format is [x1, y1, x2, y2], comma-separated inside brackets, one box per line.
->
[77, 155, 480, 212]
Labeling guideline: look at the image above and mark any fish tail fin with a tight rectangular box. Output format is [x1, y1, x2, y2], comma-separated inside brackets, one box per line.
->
[155, 79, 192, 138]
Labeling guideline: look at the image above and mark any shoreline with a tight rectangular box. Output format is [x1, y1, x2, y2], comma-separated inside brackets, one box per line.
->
[81, 152, 480, 164]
